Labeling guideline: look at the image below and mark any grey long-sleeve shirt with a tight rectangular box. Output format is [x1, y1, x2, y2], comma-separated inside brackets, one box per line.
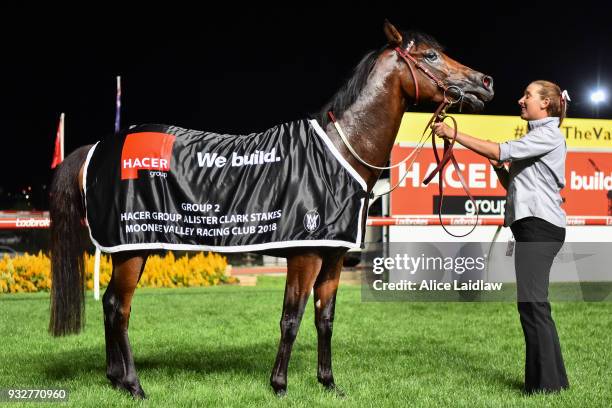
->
[498, 116, 567, 228]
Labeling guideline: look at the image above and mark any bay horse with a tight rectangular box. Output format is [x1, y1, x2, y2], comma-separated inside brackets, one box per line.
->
[48, 21, 494, 398]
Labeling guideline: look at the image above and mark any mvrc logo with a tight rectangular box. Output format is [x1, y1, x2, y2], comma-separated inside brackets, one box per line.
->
[303, 210, 320, 233]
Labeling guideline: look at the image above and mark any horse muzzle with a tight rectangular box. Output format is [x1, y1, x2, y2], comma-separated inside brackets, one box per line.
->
[451, 74, 494, 112]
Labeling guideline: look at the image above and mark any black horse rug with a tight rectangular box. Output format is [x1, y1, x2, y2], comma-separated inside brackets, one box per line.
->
[84, 119, 368, 253]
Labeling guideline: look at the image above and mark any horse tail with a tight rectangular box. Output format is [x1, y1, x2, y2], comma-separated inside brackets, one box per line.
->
[49, 144, 93, 337]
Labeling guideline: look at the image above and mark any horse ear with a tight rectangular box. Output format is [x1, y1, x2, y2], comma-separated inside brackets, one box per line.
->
[383, 19, 403, 47]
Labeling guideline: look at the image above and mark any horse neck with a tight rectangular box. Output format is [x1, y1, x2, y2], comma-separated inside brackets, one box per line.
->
[325, 54, 407, 191]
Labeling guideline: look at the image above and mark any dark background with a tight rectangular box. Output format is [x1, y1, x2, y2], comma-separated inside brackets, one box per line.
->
[2, 3, 611, 209]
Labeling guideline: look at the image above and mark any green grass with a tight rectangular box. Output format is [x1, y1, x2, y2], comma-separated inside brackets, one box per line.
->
[1, 277, 611, 407]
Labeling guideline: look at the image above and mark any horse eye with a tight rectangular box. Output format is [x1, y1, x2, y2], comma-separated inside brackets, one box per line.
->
[424, 51, 438, 62]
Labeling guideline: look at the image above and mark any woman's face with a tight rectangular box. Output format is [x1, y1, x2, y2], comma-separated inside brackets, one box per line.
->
[518, 83, 550, 121]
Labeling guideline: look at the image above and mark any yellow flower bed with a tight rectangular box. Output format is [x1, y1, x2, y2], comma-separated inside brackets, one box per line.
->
[0, 251, 235, 294]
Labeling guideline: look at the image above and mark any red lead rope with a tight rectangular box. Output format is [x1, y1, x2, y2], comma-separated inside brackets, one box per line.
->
[421, 104, 480, 237]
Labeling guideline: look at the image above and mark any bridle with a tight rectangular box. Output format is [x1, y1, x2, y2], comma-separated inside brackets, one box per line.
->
[328, 40, 479, 237]
[394, 41, 465, 108]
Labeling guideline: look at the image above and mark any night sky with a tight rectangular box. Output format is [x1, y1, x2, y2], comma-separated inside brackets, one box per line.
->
[2, 4, 611, 206]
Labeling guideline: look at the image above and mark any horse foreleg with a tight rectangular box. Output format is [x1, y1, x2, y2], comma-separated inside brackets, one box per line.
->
[270, 252, 322, 396]
[313, 252, 344, 395]
[103, 252, 148, 399]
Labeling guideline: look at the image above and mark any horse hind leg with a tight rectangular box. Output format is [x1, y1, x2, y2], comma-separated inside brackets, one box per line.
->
[103, 251, 148, 399]
[270, 251, 322, 396]
[313, 251, 345, 396]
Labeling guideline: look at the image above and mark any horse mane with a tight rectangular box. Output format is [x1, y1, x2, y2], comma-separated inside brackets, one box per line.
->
[316, 30, 443, 126]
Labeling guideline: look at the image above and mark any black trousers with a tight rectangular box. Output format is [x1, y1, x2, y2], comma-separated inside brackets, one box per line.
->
[510, 216, 569, 393]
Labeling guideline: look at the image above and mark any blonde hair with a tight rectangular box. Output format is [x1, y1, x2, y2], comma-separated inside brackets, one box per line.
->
[531, 80, 568, 127]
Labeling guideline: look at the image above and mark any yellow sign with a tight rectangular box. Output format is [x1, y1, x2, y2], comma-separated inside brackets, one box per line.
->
[398, 113, 612, 150]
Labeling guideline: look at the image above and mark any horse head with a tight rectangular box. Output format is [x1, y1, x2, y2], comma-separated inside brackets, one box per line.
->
[383, 20, 494, 111]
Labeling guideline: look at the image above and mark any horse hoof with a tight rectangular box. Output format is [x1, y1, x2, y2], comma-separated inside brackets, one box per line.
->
[109, 378, 147, 400]
[323, 383, 346, 398]
[270, 376, 287, 397]
[124, 381, 146, 400]
[270, 383, 287, 397]
[131, 388, 147, 400]
[123, 383, 147, 399]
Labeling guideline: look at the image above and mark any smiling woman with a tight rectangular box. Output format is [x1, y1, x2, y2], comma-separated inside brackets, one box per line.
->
[433, 79, 571, 394]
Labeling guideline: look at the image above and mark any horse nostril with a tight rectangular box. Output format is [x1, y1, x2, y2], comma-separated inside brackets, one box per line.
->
[482, 75, 493, 90]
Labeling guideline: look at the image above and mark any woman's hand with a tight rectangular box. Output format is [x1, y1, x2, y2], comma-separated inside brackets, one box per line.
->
[431, 122, 454, 140]
[428, 127, 501, 162]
